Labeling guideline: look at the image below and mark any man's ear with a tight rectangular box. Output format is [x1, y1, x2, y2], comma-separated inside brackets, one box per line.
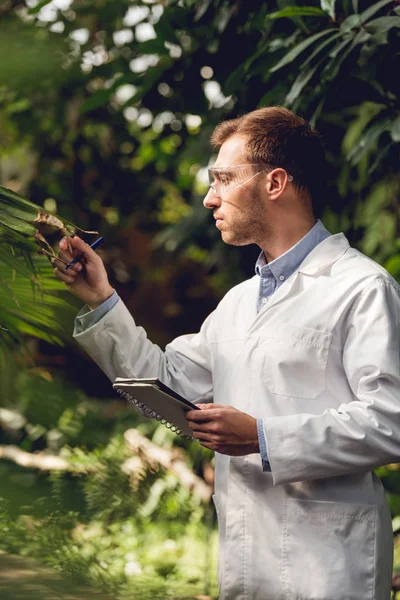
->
[266, 169, 290, 199]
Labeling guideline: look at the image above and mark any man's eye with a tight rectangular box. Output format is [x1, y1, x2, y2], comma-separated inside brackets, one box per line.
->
[220, 175, 230, 185]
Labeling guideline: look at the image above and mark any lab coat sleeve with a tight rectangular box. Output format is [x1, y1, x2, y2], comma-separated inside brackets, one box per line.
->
[73, 297, 214, 403]
[263, 279, 400, 485]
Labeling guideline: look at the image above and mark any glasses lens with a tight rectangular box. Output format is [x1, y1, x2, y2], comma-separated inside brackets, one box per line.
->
[208, 166, 260, 196]
[207, 164, 293, 196]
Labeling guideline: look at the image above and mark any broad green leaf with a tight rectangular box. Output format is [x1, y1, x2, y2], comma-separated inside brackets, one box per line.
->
[138, 39, 169, 56]
[80, 89, 115, 114]
[270, 29, 336, 72]
[340, 14, 362, 32]
[365, 16, 400, 35]
[347, 117, 392, 164]
[321, 0, 336, 20]
[390, 116, 400, 142]
[267, 7, 327, 19]
[360, 0, 396, 24]
[342, 102, 385, 155]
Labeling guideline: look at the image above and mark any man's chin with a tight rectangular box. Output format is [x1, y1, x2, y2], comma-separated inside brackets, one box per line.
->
[221, 231, 251, 247]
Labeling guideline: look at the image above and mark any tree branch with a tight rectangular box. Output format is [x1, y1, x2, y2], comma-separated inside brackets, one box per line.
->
[123, 429, 213, 503]
[0, 445, 69, 471]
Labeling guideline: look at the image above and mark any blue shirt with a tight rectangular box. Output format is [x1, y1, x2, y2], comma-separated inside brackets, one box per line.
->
[254, 220, 331, 470]
[75, 220, 331, 470]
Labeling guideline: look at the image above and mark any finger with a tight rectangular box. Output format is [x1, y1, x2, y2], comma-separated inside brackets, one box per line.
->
[58, 249, 76, 264]
[197, 440, 218, 451]
[52, 256, 83, 274]
[57, 240, 75, 261]
[187, 421, 216, 434]
[54, 266, 77, 285]
[191, 430, 217, 442]
[186, 409, 219, 422]
[69, 236, 102, 265]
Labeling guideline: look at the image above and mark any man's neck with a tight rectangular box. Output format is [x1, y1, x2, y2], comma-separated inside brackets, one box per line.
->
[260, 217, 317, 263]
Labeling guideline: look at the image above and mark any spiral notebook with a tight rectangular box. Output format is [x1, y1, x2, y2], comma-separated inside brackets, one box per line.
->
[112, 377, 200, 439]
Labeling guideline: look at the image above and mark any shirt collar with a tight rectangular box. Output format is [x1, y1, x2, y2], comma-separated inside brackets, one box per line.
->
[255, 220, 331, 281]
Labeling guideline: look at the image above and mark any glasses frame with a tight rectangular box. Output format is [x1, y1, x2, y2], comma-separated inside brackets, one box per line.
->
[207, 163, 294, 197]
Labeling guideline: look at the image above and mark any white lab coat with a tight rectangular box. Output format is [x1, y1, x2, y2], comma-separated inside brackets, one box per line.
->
[74, 233, 400, 600]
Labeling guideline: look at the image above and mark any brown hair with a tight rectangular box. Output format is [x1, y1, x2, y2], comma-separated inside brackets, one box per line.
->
[210, 106, 327, 216]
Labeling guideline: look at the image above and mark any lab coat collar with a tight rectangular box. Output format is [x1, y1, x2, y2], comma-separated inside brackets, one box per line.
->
[298, 233, 350, 276]
[253, 234, 350, 320]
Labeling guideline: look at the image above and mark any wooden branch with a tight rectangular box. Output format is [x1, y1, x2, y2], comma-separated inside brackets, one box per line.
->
[0, 445, 69, 471]
[0, 431, 214, 504]
[123, 429, 213, 503]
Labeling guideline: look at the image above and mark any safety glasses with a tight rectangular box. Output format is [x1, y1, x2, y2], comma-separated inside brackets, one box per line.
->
[207, 164, 293, 197]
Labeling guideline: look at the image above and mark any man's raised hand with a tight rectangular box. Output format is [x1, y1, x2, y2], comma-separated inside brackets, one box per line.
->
[52, 236, 114, 308]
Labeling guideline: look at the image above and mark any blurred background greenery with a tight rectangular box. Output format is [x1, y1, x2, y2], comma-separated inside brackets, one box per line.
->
[0, 0, 400, 598]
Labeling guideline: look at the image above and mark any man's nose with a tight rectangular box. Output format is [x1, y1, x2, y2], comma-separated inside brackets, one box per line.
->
[203, 188, 221, 209]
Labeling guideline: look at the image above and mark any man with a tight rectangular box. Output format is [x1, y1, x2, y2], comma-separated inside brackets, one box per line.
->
[54, 107, 400, 599]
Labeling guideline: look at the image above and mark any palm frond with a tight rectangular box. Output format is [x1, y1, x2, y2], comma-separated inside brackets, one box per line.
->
[0, 184, 82, 346]
[0, 256, 78, 346]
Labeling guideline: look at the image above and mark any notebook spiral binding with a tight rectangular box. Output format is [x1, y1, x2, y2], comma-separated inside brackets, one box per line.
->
[115, 387, 192, 440]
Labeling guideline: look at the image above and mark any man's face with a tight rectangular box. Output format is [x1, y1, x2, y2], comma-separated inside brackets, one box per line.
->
[203, 135, 271, 247]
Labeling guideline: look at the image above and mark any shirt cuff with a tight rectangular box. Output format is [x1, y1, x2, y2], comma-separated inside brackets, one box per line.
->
[74, 291, 120, 335]
[257, 418, 271, 472]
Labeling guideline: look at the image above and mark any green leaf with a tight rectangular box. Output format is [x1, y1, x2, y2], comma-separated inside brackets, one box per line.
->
[300, 33, 342, 69]
[28, 0, 53, 15]
[347, 117, 392, 164]
[323, 29, 368, 81]
[360, 0, 396, 24]
[365, 16, 400, 35]
[194, 0, 213, 21]
[340, 14, 362, 32]
[299, 31, 342, 69]
[80, 74, 135, 114]
[270, 29, 336, 72]
[342, 102, 385, 155]
[0, 246, 38, 280]
[122, 59, 173, 108]
[267, 7, 327, 19]
[285, 58, 326, 105]
[390, 116, 400, 142]
[224, 64, 248, 96]
[321, 0, 336, 20]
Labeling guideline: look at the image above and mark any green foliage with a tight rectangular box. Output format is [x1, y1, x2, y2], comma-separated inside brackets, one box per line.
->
[0, 436, 218, 598]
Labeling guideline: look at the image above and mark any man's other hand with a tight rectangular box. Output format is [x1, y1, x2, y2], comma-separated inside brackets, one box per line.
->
[186, 404, 259, 456]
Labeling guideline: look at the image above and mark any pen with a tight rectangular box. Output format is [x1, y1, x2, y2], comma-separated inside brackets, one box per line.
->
[65, 237, 104, 270]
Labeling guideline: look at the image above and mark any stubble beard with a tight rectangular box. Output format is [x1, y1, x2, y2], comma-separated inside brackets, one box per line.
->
[221, 181, 270, 247]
